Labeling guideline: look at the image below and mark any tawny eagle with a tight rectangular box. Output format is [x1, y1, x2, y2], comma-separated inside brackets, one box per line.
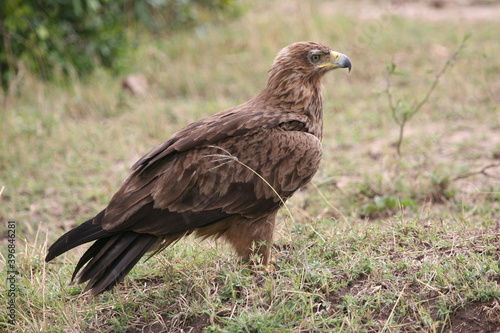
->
[46, 41, 351, 295]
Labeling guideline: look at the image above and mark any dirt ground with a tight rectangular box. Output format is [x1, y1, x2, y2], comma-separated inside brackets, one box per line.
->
[451, 299, 500, 333]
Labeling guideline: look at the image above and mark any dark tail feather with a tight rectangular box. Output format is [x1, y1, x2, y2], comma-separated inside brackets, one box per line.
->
[74, 232, 157, 295]
[45, 210, 110, 262]
[46, 210, 158, 295]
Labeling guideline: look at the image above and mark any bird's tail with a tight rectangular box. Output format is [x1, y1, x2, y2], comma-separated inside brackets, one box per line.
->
[45, 210, 158, 295]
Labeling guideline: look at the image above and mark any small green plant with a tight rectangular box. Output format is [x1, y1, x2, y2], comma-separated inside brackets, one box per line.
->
[384, 34, 471, 157]
[361, 194, 416, 218]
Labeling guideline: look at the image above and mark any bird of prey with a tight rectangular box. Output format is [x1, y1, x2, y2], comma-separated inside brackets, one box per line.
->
[45, 41, 351, 295]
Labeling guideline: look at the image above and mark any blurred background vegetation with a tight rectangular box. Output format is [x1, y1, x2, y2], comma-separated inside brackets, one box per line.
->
[0, 0, 238, 92]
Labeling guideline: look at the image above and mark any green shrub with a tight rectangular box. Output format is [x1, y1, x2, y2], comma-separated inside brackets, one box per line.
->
[0, 0, 128, 89]
[0, 0, 236, 92]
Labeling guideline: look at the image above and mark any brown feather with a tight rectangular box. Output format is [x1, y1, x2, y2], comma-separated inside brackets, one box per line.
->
[45, 41, 351, 294]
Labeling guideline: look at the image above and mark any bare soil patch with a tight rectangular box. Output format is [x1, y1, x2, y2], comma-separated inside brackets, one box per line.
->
[451, 299, 500, 333]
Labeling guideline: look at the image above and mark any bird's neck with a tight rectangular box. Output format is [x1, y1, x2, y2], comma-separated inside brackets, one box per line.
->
[305, 85, 323, 140]
[262, 72, 324, 139]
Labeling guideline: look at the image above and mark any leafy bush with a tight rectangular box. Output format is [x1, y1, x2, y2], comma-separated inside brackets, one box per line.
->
[0, 0, 128, 90]
[0, 0, 236, 92]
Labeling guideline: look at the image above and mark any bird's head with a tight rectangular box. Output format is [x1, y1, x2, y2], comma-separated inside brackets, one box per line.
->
[266, 41, 351, 93]
[270, 41, 351, 78]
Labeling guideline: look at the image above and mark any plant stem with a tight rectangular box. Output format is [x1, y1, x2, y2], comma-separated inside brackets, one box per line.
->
[385, 33, 470, 157]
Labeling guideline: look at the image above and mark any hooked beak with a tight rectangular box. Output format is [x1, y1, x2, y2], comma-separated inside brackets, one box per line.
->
[318, 51, 352, 72]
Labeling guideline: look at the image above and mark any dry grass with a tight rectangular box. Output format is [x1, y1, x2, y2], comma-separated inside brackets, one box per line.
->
[1, 0, 499, 331]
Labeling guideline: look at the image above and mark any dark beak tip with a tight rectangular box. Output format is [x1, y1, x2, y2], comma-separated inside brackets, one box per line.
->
[345, 59, 352, 73]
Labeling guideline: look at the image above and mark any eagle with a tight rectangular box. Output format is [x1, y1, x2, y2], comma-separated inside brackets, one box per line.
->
[45, 41, 351, 295]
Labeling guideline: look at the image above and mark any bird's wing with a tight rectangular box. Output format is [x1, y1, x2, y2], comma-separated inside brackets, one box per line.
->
[100, 116, 322, 236]
[131, 103, 310, 172]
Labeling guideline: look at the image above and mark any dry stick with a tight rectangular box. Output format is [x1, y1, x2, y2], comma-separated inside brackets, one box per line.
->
[385, 34, 471, 157]
[381, 284, 407, 333]
[451, 162, 500, 182]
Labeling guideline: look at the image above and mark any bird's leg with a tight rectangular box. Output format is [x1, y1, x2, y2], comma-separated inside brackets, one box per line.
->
[222, 211, 278, 266]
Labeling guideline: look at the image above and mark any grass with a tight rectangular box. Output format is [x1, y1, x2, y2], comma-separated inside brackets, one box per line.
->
[1, 0, 499, 331]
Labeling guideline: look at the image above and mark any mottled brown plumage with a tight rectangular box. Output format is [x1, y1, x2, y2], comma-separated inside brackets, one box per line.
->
[45, 41, 351, 295]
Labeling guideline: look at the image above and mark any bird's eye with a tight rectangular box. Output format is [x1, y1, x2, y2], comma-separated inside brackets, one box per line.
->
[310, 54, 321, 63]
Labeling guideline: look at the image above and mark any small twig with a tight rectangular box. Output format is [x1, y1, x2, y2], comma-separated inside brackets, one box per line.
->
[384, 63, 398, 124]
[451, 162, 500, 182]
[395, 114, 408, 156]
[409, 34, 469, 119]
[385, 34, 471, 157]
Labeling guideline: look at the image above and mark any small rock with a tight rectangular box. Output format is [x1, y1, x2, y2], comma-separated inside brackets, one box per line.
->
[121, 73, 148, 95]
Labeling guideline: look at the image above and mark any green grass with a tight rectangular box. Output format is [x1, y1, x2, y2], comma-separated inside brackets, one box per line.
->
[1, 0, 499, 331]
